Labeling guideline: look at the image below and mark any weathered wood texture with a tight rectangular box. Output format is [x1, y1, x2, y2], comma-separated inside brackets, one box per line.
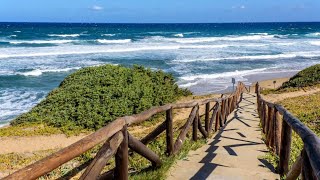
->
[286, 154, 302, 180]
[205, 102, 210, 132]
[141, 121, 166, 145]
[274, 110, 282, 156]
[80, 131, 123, 180]
[3, 119, 126, 180]
[193, 107, 199, 141]
[166, 108, 174, 155]
[128, 133, 161, 167]
[173, 105, 198, 154]
[114, 126, 129, 180]
[255, 83, 320, 179]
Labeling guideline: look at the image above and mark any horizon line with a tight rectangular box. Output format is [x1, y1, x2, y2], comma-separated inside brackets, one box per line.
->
[0, 21, 320, 24]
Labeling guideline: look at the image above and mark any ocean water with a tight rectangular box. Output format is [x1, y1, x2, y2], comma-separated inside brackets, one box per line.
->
[1, 22, 320, 125]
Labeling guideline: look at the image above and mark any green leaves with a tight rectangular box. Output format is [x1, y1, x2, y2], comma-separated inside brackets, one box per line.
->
[11, 65, 192, 134]
[281, 64, 320, 89]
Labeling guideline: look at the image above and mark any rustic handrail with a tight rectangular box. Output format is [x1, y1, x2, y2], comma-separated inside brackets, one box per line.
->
[4, 82, 246, 180]
[255, 83, 320, 180]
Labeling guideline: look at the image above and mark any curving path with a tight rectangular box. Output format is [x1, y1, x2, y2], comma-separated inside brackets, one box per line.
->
[167, 93, 280, 180]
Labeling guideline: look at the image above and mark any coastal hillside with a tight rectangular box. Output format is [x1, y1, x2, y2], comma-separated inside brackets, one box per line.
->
[261, 64, 320, 96]
[10, 65, 191, 134]
[280, 64, 320, 89]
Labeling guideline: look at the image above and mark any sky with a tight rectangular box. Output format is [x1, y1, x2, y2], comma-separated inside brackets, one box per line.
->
[0, 0, 319, 23]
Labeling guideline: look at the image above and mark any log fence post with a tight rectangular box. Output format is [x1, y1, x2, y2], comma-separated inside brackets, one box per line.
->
[279, 117, 292, 175]
[265, 105, 270, 137]
[266, 106, 274, 148]
[261, 101, 266, 133]
[205, 102, 210, 132]
[193, 106, 199, 141]
[274, 109, 281, 155]
[224, 99, 228, 124]
[166, 108, 173, 156]
[114, 125, 128, 180]
[215, 106, 220, 131]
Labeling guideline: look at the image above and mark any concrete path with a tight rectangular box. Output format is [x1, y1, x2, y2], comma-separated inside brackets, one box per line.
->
[167, 93, 280, 180]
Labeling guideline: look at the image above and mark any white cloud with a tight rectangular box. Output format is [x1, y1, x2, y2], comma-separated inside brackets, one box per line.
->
[90, 5, 104, 11]
[232, 5, 246, 9]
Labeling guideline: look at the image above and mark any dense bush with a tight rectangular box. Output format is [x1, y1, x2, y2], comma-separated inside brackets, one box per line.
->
[280, 64, 320, 89]
[11, 65, 191, 132]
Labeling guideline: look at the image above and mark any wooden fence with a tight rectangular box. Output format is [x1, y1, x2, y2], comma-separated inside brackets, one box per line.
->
[255, 83, 320, 180]
[4, 82, 246, 180]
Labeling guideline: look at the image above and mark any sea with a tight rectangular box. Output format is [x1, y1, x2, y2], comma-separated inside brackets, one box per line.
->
[1, 22, 320, 126]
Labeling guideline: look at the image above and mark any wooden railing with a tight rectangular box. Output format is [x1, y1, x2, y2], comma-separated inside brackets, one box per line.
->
[255, 83, 320, 180]
[4, 82, 246, 180]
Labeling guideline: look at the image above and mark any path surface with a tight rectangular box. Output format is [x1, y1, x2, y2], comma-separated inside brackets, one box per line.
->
[167, 93, 280, 180]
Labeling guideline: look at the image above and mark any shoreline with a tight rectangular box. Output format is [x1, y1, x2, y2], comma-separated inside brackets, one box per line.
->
[204, 71, 296, 95]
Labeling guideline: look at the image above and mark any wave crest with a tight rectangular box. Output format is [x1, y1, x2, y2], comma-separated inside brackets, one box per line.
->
[17, 67, 81, 76]
[48, 34, 80, 37]
[9, 40, 75, 45]
[97, 39, 131, 44]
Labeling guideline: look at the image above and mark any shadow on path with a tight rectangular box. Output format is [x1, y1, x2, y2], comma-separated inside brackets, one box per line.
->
[189, 93, 274, 180]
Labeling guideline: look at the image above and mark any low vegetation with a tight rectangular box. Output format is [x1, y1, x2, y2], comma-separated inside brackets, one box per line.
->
[261, 64, 320, 95]
[280, 92, 320, 166]
[9, 65, 191, 135]
[262, 92, 320, 173]
[280, 64, 320, 89]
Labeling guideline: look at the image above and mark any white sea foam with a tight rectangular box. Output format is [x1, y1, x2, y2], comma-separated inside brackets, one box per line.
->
[9, 40, 75, 44]
[306, 32, 320, 37]
[180, 44, 230, 49]
[48, 34, 80, 37]
[14, 31, 21, 33]
[173, 35, 274, 43]
[309, 41, 320, 46]
[276, 42, 296, 46]
[181, 68, 267, 81]
[248, 33, 269, 35]
[0, 45, 182, 59]
[0, 89, 44, 121]
[181, 43, 266, 49]
[142, 34, 276, 44]
[174, 33, 184, 37]
[8, 35, 17, 37]
[102, 34, 116, 36]
[17, 67, 81, 76]
[173, 52, 320, 63]
[97, 39, 132, 44]
[179, 82, 198, 88]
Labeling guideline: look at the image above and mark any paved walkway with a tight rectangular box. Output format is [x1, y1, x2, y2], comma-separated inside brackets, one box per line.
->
[167, 93, 280, 180]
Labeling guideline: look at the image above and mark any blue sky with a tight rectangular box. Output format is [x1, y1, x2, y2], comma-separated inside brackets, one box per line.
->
[0, 0, 319, 23]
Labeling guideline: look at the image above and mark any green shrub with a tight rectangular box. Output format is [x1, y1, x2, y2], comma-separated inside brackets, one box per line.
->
[280, 64, 320, 89]
[11, 65, 191, 133]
